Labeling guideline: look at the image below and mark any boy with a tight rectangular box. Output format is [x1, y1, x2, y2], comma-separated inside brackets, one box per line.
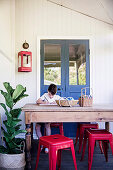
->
[36, 84, 61, 153]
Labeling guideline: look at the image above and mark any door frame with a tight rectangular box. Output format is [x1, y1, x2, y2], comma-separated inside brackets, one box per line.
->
[37, 36, 93, 99]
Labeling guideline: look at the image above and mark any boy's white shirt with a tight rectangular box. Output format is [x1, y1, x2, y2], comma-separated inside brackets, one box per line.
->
[40, 93, 61, 103]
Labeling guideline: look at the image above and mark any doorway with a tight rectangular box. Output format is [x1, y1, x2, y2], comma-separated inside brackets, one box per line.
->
[40, 39, 90, 137]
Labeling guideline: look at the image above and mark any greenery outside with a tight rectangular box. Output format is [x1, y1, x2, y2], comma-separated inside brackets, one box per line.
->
[44, 67, 61, 85]
[44, 63, 86, 85]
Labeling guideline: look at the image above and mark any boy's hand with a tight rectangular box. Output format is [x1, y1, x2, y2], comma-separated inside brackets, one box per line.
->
[50, 101, 56, 104]
[45, 101, 49, 104]
[36, 98, 49, 104]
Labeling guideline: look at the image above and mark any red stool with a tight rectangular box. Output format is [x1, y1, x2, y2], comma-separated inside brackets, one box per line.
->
[81, 129, 113, 170]
[50, 123, 64, 136]
[35, 134, 77, 170]
[44, 123, 64, 136]
[75, 123, 102, 153]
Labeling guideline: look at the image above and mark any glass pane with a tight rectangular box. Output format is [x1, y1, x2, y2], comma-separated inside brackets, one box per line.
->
[44, 44, 61, 85]
[69, 44, 86, 85]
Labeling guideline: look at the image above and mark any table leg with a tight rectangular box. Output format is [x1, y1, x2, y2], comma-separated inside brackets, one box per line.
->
[105, 122, 109, 131]
[26, 124, 31, 169]
[31, 123, 33, 142]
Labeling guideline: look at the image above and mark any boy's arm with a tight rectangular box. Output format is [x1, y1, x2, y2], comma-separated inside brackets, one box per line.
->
[36, 98, 49, 104]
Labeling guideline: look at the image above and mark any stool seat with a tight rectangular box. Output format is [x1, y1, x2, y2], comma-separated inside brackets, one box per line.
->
[35, 134, 77, 170]
[88, 129, 112, 139]
[40, 134, 72, 147]
[81, 129, 113, 170]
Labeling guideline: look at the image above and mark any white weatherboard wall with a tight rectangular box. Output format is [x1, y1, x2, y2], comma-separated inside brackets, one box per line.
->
[0, 0, 15, 86]
[0, 0, 15, 140]
[0, 0, 113, 139]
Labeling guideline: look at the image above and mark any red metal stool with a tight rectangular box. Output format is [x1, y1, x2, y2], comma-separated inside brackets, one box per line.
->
[50, 123, 64, 136]
[81, 129, 113, 170]
[44, 123, 64, 136]
[35, 134, 77, 170]
[75, 123, 103, 153]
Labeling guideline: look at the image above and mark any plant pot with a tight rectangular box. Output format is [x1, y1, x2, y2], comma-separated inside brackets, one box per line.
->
[0, 152, 26, 170]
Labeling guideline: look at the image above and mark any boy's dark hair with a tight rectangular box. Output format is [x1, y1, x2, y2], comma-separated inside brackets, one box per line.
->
[48, 84, 57, 95]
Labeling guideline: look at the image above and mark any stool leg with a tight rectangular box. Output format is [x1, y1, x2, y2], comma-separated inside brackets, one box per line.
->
[102, 141, 108, 162]
[79, 128, 84, 153]
[98, 141, 103, 154]
[49, 148, 53, 170]
[81, 132, 87, 161]
[51, 148, 57, 170]
[88, 139, 95, 170]
[59, 123, 64, 136]
[70, 143, 77, 170]
[109, 136, 113, 155]
[57, 149, 62, 170]
[75, 124, 80, 148]
[35, 141, 41, 170]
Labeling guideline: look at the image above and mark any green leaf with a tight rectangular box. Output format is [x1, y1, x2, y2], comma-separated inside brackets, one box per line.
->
[12, 85, 26, 100]
[7, 115, 13, 126]
[3, 129, 26, 143]
[15, 124, 21, 131]
[11, 130, 26, 139]
[10, 108, 22, 118]
[7, 140, 21, 150]
[3, 121, 12, 134]
[3, 121, 21, 133]
[8, 120, 21, 127]
[0, 145, 8, 154]
[13, 94, 29, 104]
[11, 118, 22, 126]
[14, 138, 24, 144]
[0, 103, 9, 116]
[2, 130, 12, 144]
[3, 82, 14, 96]
[0, 90, 13, 109]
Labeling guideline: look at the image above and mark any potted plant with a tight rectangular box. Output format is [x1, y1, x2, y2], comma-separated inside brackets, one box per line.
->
[0, 82, 28, 169]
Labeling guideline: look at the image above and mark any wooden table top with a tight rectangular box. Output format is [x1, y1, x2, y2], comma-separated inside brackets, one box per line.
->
[22, 103, 113, 112]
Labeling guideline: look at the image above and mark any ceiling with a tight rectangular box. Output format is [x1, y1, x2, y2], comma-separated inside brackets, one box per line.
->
[49, 0, 113, 25]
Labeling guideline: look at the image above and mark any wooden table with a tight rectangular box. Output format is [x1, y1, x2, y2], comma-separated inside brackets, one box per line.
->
[22, 104, 113, 169]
